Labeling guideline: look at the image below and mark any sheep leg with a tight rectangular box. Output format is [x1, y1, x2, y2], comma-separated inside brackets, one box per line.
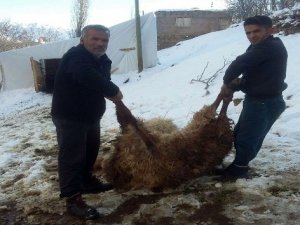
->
[115, 101, 157, 154]
[210, 93, 223, 112]
[212, 78, 238, 115]
[218, 77, 241, 116]
[115, 101, 138, 129]
[219, 98, 231, 116]
[134, 126, 157, 153]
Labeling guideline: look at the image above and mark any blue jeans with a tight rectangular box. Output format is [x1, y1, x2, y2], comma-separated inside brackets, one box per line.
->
[233, 95, 286, 166]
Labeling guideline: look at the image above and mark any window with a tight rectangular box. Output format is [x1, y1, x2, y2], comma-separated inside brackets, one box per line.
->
[176, 17, 191, 27]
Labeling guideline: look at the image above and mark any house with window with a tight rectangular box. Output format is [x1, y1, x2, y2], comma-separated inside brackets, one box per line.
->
[155, 10, 232, 49]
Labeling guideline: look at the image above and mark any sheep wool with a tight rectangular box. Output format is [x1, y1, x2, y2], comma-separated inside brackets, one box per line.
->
[100, 98, 233, 192]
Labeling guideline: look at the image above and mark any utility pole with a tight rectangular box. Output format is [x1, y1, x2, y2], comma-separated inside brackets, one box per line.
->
[135, 0, 143, 73]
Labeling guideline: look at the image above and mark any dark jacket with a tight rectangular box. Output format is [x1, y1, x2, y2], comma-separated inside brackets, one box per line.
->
[223, 36, 287, 98]
[51, 44, 119, 123]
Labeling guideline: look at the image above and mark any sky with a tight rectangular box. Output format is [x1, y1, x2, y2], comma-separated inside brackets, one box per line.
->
[0, 0, 227, 29]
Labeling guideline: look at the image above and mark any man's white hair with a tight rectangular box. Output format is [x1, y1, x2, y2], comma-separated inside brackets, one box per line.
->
[81, 25, 110, 39]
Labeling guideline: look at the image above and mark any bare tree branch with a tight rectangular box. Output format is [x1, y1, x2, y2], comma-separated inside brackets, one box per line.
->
[190, 58, 231, 96]
[0, 20, 67, 52]
[71, 0, 90, 38]
[226, 0, 299, 21]
[190, 62, 209, 83]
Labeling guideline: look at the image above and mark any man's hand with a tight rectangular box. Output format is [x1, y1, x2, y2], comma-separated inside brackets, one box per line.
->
[220, 84, 233, 102]
[106, 91, 123, 103]
[227, 78, 241, 91]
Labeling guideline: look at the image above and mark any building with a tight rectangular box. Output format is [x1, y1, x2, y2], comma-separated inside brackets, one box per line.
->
[155, 10, 232, 49]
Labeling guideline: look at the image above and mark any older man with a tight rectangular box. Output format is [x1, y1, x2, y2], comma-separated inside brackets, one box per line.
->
[51, 25, 123, 219]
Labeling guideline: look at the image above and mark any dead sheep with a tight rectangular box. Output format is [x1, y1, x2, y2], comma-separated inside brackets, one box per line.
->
[99, 91, 234, 192]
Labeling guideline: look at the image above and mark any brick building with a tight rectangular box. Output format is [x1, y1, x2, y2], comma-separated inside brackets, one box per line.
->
[155, 10, 232, 49]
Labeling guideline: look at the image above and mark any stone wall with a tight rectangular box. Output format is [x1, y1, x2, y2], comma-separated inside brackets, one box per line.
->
[155, 10, 232, 50]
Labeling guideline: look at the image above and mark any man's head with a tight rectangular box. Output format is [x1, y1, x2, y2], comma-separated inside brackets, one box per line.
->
[243, 15, 273, 45]
[80, 25, 110, 57]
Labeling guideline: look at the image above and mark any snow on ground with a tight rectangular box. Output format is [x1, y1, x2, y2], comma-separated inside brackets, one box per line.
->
[0, 23, 299, 224]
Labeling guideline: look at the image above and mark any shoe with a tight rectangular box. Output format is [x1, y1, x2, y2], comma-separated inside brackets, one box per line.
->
[66, 193, 100, 220]
[215, 163, 249, 181]
[81, 175, 113, 194]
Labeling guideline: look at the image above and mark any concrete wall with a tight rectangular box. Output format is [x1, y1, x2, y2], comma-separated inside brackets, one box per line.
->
[155, 10, 232, 50]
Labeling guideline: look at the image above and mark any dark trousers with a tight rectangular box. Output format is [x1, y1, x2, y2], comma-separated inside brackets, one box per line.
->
[233, 95, 286, 166]
[52, 118, 100, 197]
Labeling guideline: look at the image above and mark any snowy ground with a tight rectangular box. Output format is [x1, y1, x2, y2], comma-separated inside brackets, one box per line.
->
[0, 22, 300, 224]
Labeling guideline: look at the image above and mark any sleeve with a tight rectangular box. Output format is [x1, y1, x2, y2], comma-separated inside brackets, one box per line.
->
[65, 54, 119, 97]
[223, 46, 270, 85]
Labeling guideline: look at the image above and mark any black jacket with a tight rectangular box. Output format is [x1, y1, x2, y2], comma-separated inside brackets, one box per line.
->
[223, 36, 287, 98]
[51, 44, 119, 123]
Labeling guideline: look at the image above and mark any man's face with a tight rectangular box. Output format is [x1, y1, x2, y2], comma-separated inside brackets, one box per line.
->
[244, 24, 272, 45]
[81, 29, 109, 57]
